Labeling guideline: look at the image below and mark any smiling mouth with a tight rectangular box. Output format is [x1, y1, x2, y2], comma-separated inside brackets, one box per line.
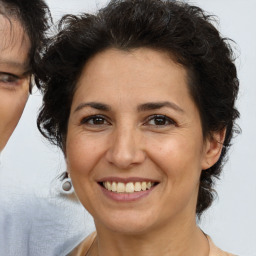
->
[99, 181, 158, 193]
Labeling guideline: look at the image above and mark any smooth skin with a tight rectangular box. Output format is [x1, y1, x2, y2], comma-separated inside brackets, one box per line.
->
[66, 48, 225, 256]
[0, 15, 31, 151]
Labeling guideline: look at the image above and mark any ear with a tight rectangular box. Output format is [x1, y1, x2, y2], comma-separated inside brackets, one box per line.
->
[201, 128, 226, 170]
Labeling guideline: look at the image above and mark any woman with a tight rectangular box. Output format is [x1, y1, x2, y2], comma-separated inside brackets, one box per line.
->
[0, 0, 49, 151]
[0, 1, 85, 255]
[38, 0, 239, 255]
[0, 1, 50, 254]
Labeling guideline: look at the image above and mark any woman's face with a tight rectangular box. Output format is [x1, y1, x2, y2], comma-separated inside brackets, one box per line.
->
[0, 15, 31, 151]
[66, 48, 219, 234]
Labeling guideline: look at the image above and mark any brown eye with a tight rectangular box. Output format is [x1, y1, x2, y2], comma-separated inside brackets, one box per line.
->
[81, 115, 110, 126]
[90, 117, 106, 125]
[146, 115, 175, 126]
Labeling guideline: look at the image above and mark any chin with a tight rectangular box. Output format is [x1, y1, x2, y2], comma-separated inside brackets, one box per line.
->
[95, 210, 159, 235]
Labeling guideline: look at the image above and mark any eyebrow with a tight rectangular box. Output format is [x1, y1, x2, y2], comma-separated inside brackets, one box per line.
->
[74, 102, 111, 112]
[74, 101, 184, 113]
[0, 59, 30, 74]
[137, 101, 184, 113]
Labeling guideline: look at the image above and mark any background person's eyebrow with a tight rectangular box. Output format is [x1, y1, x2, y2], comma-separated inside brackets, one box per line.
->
[74, 102, 111, 113]
[0, 59, 30, 75]
[137, 101, 184, 113]
[0, 58, 28, 69]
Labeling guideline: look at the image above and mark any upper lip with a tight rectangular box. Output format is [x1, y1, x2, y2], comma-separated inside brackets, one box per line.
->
[97, 177, 160, 183]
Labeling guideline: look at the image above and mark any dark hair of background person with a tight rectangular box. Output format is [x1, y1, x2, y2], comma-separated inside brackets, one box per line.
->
[37, 0, 240, 217]
[0, 0, 51, 90]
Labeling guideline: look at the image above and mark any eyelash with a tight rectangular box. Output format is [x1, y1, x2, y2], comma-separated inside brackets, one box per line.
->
[80, 115, 110, 126]
[80, 114, 176, 128]
[144, 114, 176, 127]
[0, 72, 22, 89]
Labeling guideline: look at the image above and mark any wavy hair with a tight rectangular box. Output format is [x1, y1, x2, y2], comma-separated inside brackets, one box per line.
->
[37, 0, 240, 217]
[0, 0, 51, 89]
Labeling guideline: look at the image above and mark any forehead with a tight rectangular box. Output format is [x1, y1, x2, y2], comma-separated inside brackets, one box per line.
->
[0, 15, 31, 73]
[74, 48, 194, 110]
[77, 48, 189, 92]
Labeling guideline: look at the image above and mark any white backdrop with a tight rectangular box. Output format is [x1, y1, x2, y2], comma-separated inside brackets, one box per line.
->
[2, 0, 255, 255]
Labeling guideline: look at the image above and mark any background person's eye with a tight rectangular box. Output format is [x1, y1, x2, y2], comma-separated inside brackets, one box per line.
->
[0, 73, 20, 84]
[145, 115, 176, 126]
[0, 73, 23, 90]
[80, 115, 110, 126]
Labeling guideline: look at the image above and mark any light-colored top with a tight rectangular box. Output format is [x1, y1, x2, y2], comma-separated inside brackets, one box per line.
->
[0, 163, 93, 256]
[68, 232, 237, 256]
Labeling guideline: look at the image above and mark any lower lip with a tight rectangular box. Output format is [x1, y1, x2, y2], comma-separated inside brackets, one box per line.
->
[99, 185, 156, 202]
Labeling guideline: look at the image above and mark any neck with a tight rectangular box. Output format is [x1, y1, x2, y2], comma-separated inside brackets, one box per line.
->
[90, 216, 209, 256]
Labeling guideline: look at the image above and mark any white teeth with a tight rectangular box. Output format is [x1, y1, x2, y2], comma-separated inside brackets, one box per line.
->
[106, 181, 111, 190]
[141, 182, 147, 191]
[117, 182, 125, 193]
[103, 181, 155, 193]
[111, 181, 117, 192]
[134, 182, 142, 192]
[125, 182, 134, 193]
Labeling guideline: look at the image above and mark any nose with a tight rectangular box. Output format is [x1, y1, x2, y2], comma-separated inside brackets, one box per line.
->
[105, 125, 146, 169]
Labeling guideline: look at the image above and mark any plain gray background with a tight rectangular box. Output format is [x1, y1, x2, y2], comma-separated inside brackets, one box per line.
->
[1, 0, 255, 255]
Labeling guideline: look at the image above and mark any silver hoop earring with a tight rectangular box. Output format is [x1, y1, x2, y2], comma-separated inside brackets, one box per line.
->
[60, 175, 74, 195]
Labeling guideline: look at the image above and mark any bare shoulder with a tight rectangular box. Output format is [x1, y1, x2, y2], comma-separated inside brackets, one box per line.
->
[67, 232, 96, 256]
[207, 235, 238, 256]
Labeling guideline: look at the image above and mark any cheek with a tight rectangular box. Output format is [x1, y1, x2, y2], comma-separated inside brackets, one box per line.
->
[147, 136, 203, 214]
[66, 132, 105, 176]
[0, 88, 28, 115]
[0, 90, 28, 146]
[146, 133, 203, 182]
[66, 133, 108, 212]
[0, 78, 29, 120]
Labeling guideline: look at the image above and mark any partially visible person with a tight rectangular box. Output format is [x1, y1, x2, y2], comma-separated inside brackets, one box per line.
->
[0, 1, 90, 255]
[0, 0, 48, 150]
[38, 0, 240, 255]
